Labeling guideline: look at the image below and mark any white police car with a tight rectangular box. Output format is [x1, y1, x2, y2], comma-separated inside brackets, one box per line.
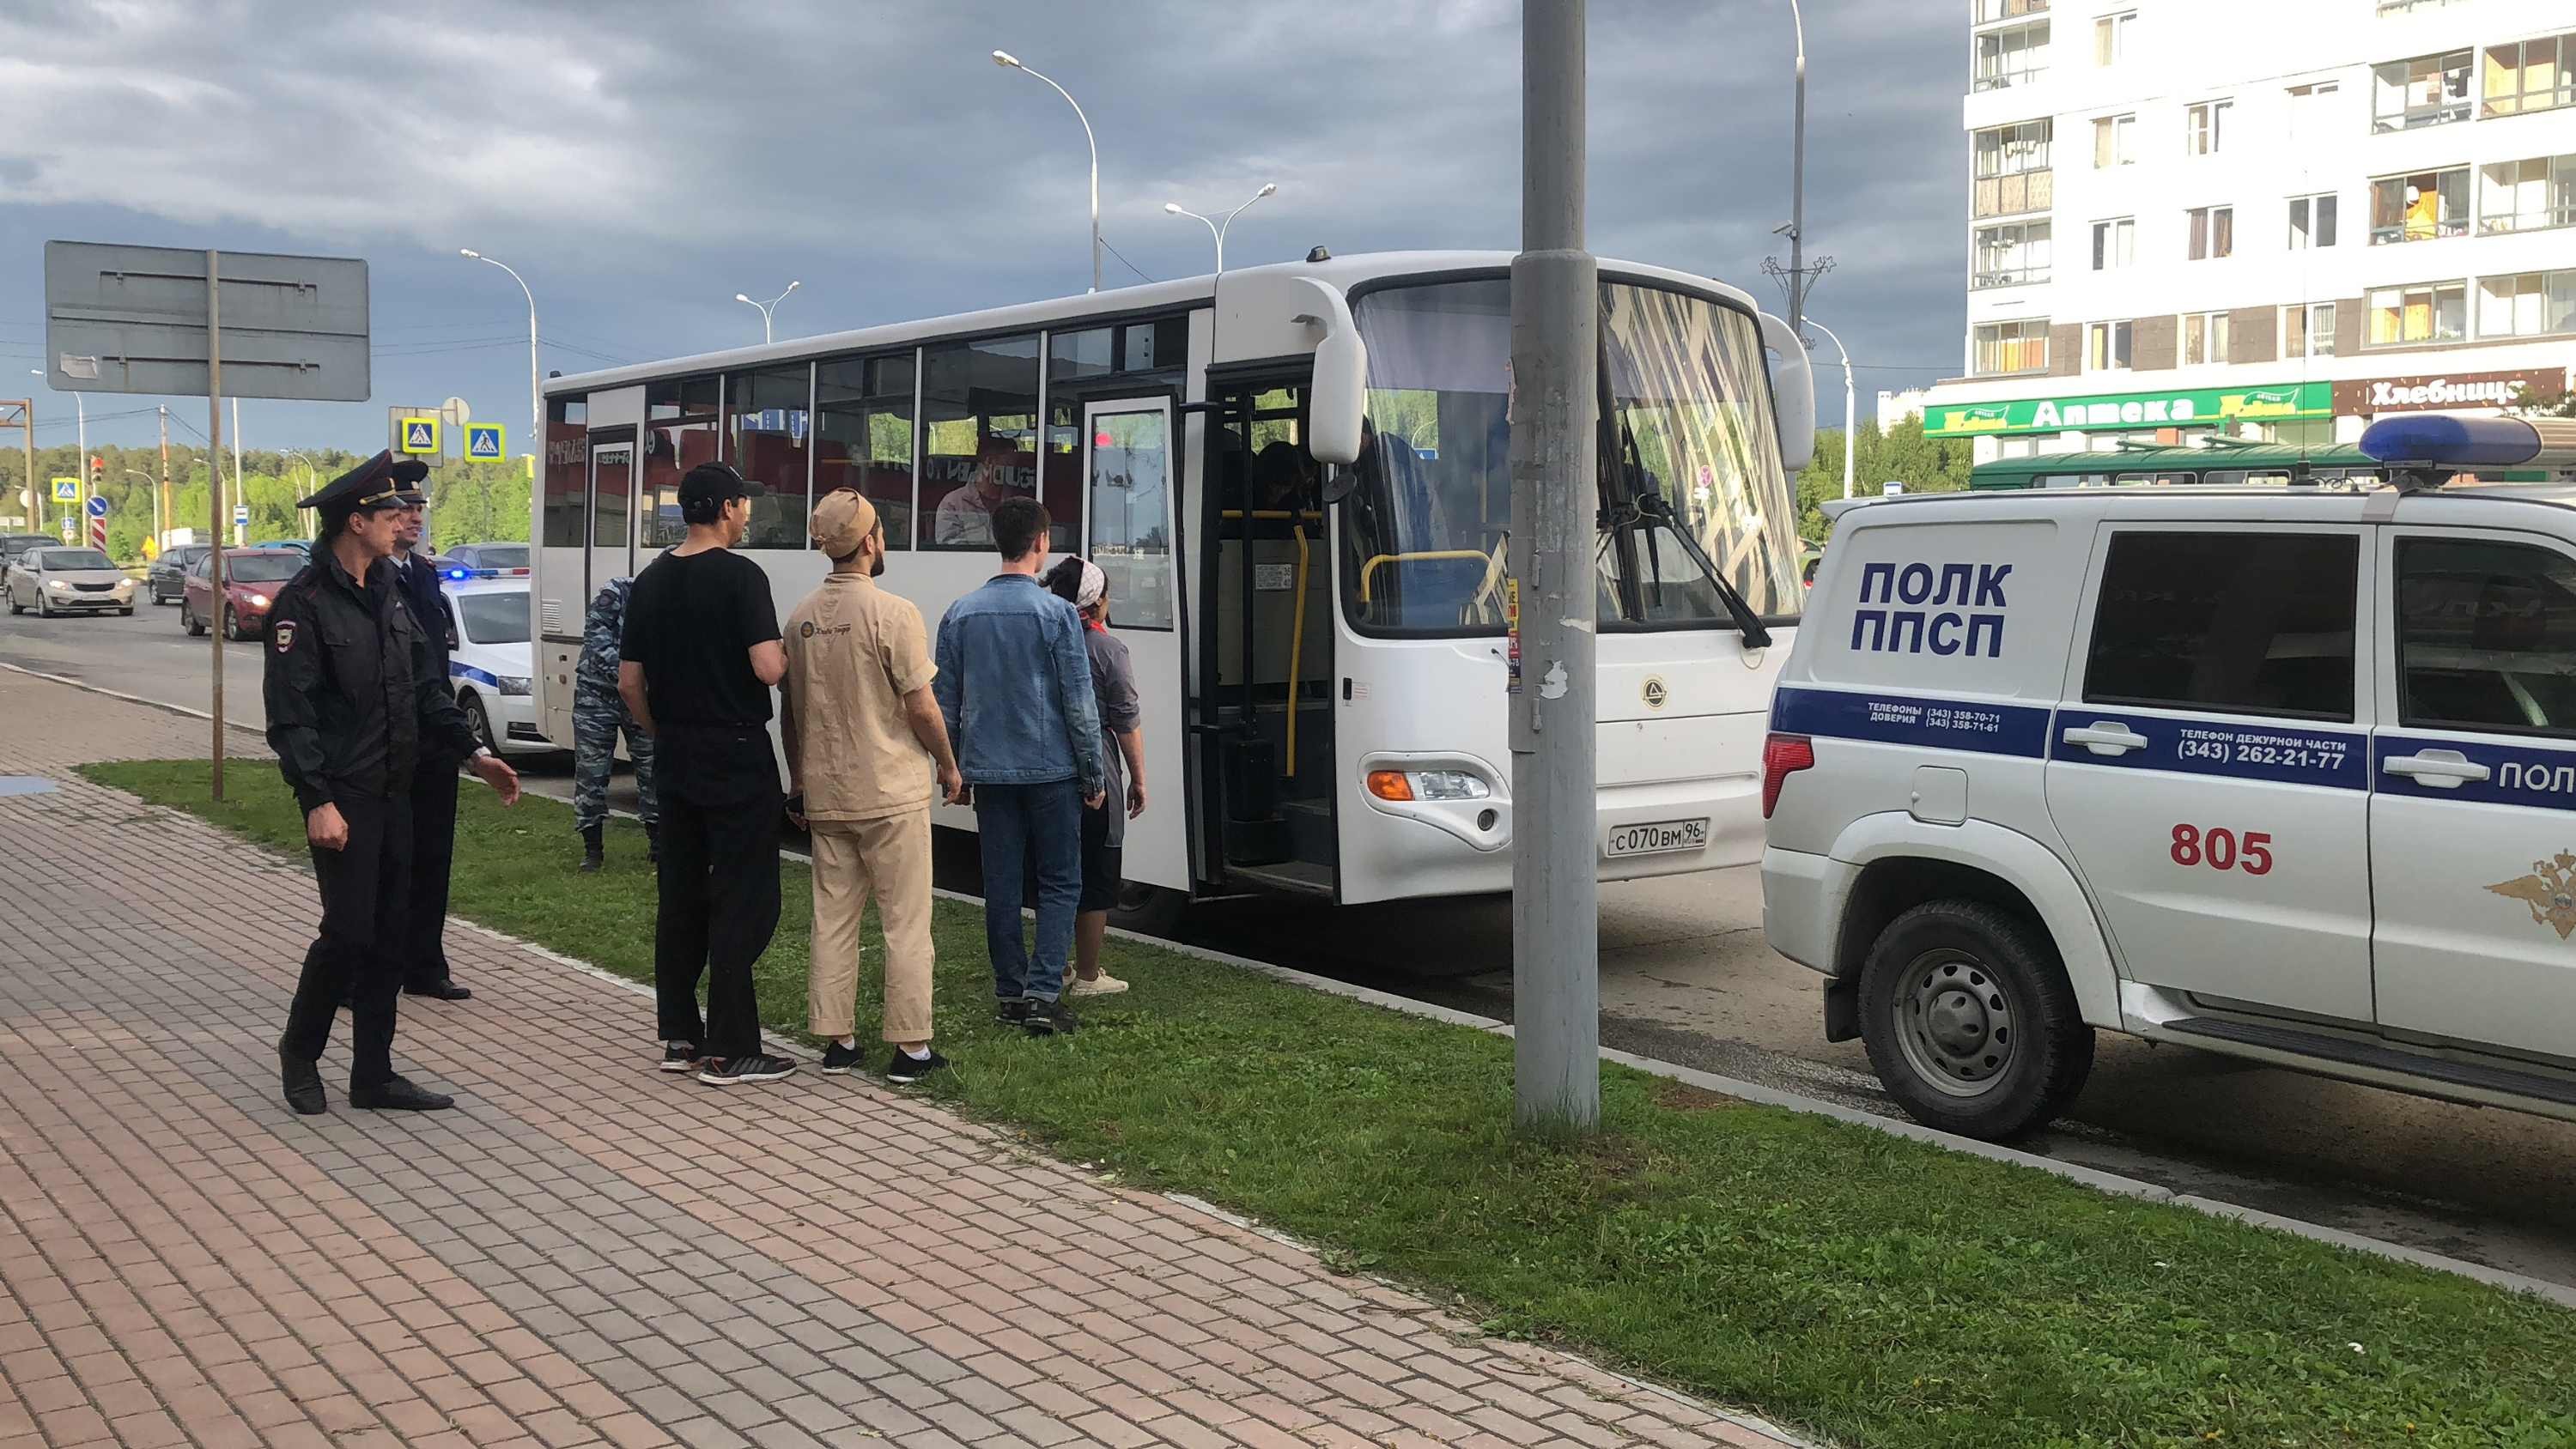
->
[1761, 415, 2576, 1139]
[444, 573, 551, 755]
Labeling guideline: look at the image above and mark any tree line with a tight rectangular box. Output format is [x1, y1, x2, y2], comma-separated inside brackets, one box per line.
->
[9, 443, 532, 561]
[1791, 415, 1975, 543]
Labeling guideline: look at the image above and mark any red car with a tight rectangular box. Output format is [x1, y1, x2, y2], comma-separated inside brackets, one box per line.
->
[182, 548, 305, 640]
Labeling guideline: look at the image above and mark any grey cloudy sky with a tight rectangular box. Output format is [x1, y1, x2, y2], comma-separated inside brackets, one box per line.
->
[0, 0, 1967, 456]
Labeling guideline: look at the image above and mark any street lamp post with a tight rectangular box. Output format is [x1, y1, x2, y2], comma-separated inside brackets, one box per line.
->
[30, 371, 81, 538]
[459, 250, 541, 519]
[281, 449, 319, 538]
[993, 50, 1101, 293]
[1805, 318, 1858, 499]
[734, 282, 801, 343]
[1163, 185, 1277, 276]
[1787, 0, 1807, 335]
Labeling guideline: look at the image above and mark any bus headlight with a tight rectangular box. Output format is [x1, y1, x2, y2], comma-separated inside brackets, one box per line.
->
[1366, 768, 1492, 802]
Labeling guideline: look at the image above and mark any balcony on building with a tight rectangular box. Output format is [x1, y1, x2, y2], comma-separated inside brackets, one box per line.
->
[1974, 18, 2050, 93]
[2372, 50, 2472, 131]
[2480, 155, 2576, 236]
[2370, 167, 2470, 245]
[1973, 118, 2053, 219]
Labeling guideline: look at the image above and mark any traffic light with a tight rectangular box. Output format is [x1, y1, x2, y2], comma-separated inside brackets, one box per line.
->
[87, 455, 102, 494]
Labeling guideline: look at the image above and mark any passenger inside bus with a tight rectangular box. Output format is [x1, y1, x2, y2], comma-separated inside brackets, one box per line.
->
[932, 436, 1035, 547]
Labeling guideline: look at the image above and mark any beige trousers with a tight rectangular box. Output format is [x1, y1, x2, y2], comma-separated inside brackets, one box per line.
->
[807, 807, 936, 1042]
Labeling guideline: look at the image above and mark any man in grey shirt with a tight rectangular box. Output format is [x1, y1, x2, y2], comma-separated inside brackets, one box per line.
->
[1046, 555, 1145, 996]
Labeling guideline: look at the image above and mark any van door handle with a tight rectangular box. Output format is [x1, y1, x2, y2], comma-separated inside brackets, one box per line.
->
[2061, 722, 2149, 755]
[2382, 749, 2490, 787]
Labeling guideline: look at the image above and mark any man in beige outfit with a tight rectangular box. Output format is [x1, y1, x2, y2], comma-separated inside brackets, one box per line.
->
[781, 489, 964, 1082]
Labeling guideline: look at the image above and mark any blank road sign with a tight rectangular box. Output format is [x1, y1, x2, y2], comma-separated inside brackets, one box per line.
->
[465, 423, 504, 459]
[399, 418, 440, 454]
[43, 241, 370, 402]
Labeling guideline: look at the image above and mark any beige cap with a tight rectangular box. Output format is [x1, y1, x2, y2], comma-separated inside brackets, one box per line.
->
[810, 488, 879, 557]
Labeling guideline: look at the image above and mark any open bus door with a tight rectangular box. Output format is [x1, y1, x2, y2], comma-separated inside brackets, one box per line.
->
[1079, 397, 1190, 900]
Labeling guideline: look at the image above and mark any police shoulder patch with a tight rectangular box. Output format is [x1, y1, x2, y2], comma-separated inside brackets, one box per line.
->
[273, 620, 297, 654]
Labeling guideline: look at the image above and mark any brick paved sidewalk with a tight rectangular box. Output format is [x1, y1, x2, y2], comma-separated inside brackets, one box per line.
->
[0, 671, 1808, 1449]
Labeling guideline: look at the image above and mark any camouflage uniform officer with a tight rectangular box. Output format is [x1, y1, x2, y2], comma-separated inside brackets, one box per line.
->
[574, 574, 659, 870]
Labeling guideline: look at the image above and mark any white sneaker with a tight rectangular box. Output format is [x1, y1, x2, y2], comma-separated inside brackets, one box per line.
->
[1066, 973, 1130, 997]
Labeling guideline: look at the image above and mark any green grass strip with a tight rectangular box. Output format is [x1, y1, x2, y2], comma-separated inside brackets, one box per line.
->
[82, 757, 2576, 1449]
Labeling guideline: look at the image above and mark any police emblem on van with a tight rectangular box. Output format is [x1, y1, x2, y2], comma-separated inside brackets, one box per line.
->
[1643, 676, 1668, 710]
[2487, 851, 2576, 939]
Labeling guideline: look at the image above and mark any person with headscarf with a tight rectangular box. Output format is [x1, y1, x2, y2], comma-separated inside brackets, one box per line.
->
[1044, 554, 1145, 995]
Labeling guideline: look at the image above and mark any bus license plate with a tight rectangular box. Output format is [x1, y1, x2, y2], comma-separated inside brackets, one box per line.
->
[1605, 818, 1709, 858]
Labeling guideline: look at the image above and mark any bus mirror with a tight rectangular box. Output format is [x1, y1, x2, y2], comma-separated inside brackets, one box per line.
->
[1321, 464, 1357, 505]
[1291, 276, 1368, 465]
[1758, 312, 1816, 471]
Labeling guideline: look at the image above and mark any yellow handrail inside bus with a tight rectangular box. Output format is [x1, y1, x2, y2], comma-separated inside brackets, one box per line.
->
[1285, 525, 1309, 779]
[1358, 549, 1496, 603]
[1218, 509, 1324, 520]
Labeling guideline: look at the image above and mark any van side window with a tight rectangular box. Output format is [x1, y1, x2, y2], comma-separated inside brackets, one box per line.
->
[2082, 531, 2357, 720]
[2397, 538, 2576, 737]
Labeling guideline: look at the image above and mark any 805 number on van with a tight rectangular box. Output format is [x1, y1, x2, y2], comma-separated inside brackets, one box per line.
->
[2171, 824, 2273, 875]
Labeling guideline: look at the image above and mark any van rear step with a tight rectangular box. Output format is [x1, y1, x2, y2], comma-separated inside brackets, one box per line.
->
[2164, 1017, 2576, 1109]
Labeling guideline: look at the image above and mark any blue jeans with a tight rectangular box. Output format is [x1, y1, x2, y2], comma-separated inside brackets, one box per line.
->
[975, 779, 1082, 1003]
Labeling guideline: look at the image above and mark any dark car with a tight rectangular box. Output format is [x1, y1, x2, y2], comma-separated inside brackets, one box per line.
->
[147, 543, 212, 604]
[2, 533, 56, 571]
[181, 548, 304, 640]
[433, 542, 530, 578]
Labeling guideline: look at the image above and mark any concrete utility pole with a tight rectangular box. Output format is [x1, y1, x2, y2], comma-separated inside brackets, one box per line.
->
[159, 407, 170, 546]
[1508, 0, 1601, 1137]
[209, 250, 226, 802]
[1787, 0, 1807, 335]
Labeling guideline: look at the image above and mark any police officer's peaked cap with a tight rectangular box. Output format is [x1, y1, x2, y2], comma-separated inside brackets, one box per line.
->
[298, 451, 429, 514]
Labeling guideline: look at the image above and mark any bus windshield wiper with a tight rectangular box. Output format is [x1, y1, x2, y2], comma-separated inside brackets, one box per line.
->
[1595, 417, 1772, 648]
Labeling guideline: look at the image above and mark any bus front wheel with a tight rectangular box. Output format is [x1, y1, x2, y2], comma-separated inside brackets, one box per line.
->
[1107, 882, 1188, 937]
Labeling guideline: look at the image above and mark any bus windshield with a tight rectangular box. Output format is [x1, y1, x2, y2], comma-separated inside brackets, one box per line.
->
[1343, 277, 1800, 635]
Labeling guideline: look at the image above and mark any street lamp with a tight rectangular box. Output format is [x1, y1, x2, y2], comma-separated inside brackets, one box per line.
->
[993, 50, 1101, 293]
[1804, 318, 1858, 500]
[734, 282, 801, 344]
[281, 449, 320, 539]
[459, 249, 541, 502]
[32, 371, 82, 538]
[1788, 0, 1808, 335]
[1163, 184, 1276, 276]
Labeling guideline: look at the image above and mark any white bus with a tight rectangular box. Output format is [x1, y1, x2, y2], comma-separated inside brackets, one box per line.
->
[534, 250, 1814, 924]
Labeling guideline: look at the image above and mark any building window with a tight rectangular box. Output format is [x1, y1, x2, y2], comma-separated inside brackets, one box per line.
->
[2087, 320, 2133, 372]
[1974, 221, 2052, 288]
[2284, 302, 2337, 359]
[2181, 311, 2231, 367]
[2287, 193, 2340, 249]
[2477, 271, 2576, 338]
[2187, 205, 2234, 260]
[1973, 119, 2053, 216]
[2186, 100, 2233, 155]
[1974, 0, 2047, 20]
[2369, 167, 2470, 244]
[2479, 155, 2576, 235]
[2091, 217, 2135, 270]
[2094, 11, 2133, 64]
[2092, 113, 2135, 168]
[2287, 82, 2342, 143]
[2484, 33, 2575, 118]
[2373, 50, 2473, 130]
[2366, 281, 2467, 346]
[1973, 319, 2050, 375]
[1975, 20, 2050, 92]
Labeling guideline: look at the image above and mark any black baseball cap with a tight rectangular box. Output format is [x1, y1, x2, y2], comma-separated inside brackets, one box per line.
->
[678, 461, 765, 512]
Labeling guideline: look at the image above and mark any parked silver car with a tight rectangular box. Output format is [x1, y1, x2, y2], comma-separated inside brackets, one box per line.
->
[5, 547, 135, 616]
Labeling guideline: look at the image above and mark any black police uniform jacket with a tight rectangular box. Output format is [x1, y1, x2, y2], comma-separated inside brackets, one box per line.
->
[264, 552, 482, 814]
[392, 551, 464, 763]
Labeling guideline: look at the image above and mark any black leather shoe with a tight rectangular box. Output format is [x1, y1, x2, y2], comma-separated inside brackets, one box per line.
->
[281, 1052, 326, 1116]
[348, 1076, 454, 1111]
[404, 979, 472, 1001]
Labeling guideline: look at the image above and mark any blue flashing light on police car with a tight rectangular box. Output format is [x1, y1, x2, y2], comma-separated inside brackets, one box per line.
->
[2360, 414, 2576, 472]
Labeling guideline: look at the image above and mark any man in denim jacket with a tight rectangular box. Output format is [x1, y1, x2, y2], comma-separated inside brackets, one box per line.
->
[933, 494, 1104, 1035]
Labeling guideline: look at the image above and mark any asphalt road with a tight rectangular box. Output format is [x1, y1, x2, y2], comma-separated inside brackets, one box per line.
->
[15, 597, 2576, 1289]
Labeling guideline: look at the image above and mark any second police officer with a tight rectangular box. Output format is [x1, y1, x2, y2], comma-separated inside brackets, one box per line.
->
[268, 452, 523, 1116]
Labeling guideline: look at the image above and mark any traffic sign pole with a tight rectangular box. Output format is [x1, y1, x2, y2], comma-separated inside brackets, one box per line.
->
[210, 251, 225, 803]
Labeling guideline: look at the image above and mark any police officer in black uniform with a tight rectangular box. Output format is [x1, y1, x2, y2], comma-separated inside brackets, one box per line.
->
[269, 452, 522, 1116]
[390, 506, 473, 1001]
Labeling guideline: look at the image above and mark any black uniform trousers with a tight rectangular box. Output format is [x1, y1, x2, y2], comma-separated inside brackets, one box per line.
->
[653, 725, 782, 1060]
[402, 756, 460, 991]
[281, 792, 415, 1089]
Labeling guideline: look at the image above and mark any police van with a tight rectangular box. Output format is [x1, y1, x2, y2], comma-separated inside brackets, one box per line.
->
[1761, 415, 2576, 1139]
[443, 572, 553, 756]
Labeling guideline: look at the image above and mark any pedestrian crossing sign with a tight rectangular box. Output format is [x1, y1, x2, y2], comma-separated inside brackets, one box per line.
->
[51, 476, 76, 501]
[399, 417, 440, 454]
[465, 422, 504, 460]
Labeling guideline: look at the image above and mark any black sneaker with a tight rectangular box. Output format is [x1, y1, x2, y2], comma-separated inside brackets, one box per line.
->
[819, 1040, 865, 1075]
[884, 1047, 949, 1083]
[659, 1043, 701, 1073]
[1025, 999, 1078, 1036]
[994, 998, 1030, 1028]
[698, 1053, 794, 1085]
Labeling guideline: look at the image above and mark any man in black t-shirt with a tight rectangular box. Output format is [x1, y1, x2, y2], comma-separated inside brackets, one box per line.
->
[619, 461, 793, 1086]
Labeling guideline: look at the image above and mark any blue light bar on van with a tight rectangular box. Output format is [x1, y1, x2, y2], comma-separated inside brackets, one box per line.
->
[2360, 415, 2576, 470]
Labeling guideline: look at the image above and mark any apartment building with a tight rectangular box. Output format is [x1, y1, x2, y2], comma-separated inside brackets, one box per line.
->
[1920, 0, 2576, 461]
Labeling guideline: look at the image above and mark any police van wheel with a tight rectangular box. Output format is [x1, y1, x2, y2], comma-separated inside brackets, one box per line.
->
[1106, 882, 1187, 937]
[1857, 900, 2093, 1142]
[461, 694, 499, 756]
